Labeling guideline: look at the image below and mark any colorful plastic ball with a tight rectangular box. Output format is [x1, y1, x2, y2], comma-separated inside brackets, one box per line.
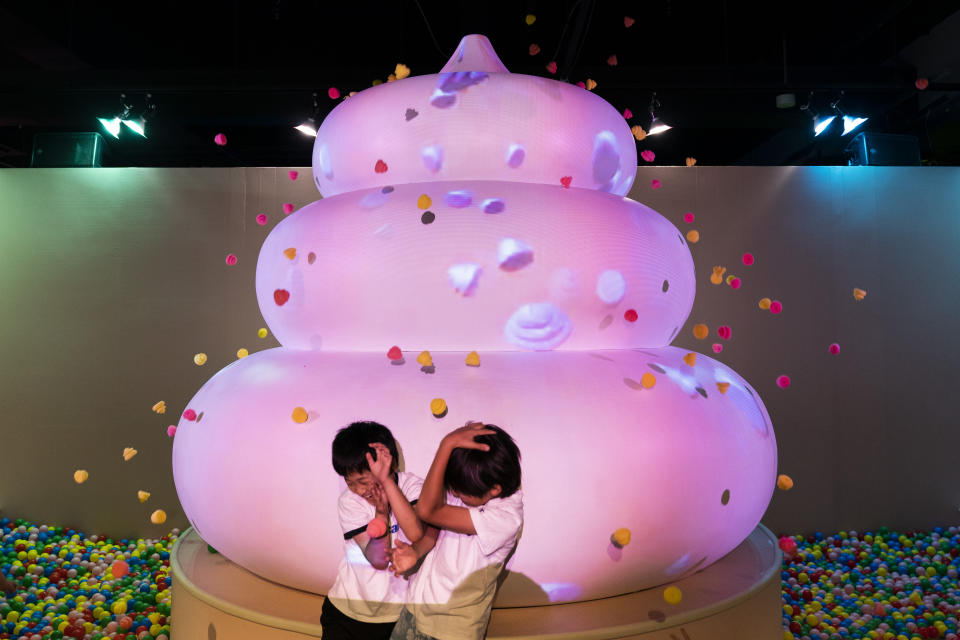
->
[366, 518, 387, 538]
[712, 343, 723, 353]
[742, 253, 755, 266]
[291, 407, 309, 424]
[663, 586, 682, 605]
[166, 425, 177, 437]
[624, 309, 638, 322]
[729, 277, 742, 289]
[225, 254, 237, 266]
[776, 474, 794, 490]
[758, 297, 771, 310]
[256, 214, 268, 225]
[686, 229, 700, 243]
[257, 328, 269, 338]
[776, 375, 791, 389]
[327, 87, 340, 99]
[111, 560, 130, 578]
[778, 536, 797, 554]
[282, 203, 295, 215]
[692, 323, 709, 339]
[213, 133, 227, 146]
[770, 300, 783, 314]
[829, 343, 840, 354]
[683, 212, 694, 223]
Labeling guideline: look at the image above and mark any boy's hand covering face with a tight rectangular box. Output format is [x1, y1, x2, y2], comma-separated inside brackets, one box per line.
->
[443, 422, 495, 451]
[389, 540, 418, 577]
[368, 481, 389, 516]
[365, 442, 393, 482]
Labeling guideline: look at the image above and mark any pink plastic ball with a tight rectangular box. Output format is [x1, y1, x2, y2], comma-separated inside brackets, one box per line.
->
[717, 325, 732, 340]
[683, 212, 695, 223]
[366, 518, 387, 538]
[729, 277, 742, 290]
[256, 214, 268, 225]
[328, 87, 340, 99]
[640, 150, 655, 163]
[651, 179, 662, 189]
[288, 170, 299, 181]
[829, 343, 840, 355]
[283, 203, 295, 215]
[183, 409, 197, 421]
[769, 300, 783, 314]
[712, 343, 723, 353]
[167, 425, 177, 437]
[213, 133, 227, 146]
[778, 536, 797, 554]
[776, 375, 791, 389]
[742, 253, 754, 266]
[225, 254, 238, 266]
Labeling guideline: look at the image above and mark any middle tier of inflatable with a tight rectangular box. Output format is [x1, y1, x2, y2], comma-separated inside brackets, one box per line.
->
[171, 346, 777, 606]
[255, 181, 695, 351]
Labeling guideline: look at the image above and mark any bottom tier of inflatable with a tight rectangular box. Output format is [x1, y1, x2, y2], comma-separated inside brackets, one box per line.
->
[170, 525, 782, 639]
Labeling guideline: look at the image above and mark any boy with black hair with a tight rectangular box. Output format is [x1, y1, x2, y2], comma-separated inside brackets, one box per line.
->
[389, 422, 523, 640]
[322, 420, 432, 640]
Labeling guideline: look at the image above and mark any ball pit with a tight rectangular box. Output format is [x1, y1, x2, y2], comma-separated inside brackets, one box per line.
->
[781, 526, 960, 640]
[5, 514, 960, 639]
[0, 516, 173, 640]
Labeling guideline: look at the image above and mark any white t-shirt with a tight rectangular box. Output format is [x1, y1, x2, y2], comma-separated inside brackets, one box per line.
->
[327, 471, 424, 623]
[406, 490, 524, 640]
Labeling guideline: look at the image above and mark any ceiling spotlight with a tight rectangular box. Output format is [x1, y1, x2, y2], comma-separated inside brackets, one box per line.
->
[830, 93, 868, 136]
[121, 94, 157, 138]
[800, 93, 837, 137]
[647, 92, 672, 136]
[295, 92, 320, 137]
[841, 115, 868, 135]
[98, 94, 133, 139]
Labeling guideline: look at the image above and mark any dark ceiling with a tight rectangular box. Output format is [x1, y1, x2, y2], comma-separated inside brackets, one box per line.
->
[1, 0, 959, 168]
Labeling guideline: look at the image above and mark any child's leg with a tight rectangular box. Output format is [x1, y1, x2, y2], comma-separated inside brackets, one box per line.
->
[389, 608, 440, 640]
[320, 598, 396, 640]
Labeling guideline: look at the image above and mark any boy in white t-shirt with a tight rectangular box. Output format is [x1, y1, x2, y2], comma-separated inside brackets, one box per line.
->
[389, 422, 523, 640]
[322, 421, 434, 640]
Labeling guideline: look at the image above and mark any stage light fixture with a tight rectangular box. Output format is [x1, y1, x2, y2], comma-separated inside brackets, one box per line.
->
[647, 92, 672, 136]
[98, 94, 133, 139]
[800, 93, 837, 137]
[121, 94, 157, 138]
[295, 92, 320, 137]
[98, 93, 157, 138]
[831, 93, 868, 136]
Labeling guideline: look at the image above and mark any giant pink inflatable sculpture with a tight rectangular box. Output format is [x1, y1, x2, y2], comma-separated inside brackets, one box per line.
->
[172, 35, 777, 605]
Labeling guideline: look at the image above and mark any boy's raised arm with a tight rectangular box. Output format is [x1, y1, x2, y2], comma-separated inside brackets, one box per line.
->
[367, 443, 423, 542]
[416, 423, 495, 535]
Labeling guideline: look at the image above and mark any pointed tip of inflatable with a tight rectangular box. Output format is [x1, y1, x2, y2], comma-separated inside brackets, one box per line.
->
[440, 34, 510, 73]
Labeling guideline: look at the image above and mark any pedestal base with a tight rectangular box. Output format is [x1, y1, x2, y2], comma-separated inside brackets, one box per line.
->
[170, 525, 781, 639]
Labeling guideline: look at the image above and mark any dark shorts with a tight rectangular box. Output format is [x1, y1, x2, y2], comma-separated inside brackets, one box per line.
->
[389, 607, 440, 640]
[320, 597, 396, 640]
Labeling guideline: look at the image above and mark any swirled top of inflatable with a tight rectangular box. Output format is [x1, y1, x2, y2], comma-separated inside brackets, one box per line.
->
[311, 35, 637, 197]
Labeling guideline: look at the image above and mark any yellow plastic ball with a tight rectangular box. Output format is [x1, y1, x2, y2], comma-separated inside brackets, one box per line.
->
[291, 407, 309, 423]
[150, 509, 167, 524]
[686, 229, 700, 243]
[611, 528, 631, 547]
[663, 586, 682, 605]
[257, 328, 268, 338]
[73, 469, 89, 484]
[640, 372, 657, 389]
[193, 353, 207, 366]
[430, 398, 447, 416]
[237, 348, 249, 359]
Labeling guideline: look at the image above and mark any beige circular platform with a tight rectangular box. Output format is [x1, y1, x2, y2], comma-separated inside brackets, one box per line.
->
[170, 525, 782, 639]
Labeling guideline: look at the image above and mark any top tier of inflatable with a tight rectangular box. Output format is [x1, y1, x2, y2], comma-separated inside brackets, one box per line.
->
[311, 35, 637, 197]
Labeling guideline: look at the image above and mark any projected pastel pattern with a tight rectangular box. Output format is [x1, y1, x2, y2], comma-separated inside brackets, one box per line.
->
[172, 34, 777, 605]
